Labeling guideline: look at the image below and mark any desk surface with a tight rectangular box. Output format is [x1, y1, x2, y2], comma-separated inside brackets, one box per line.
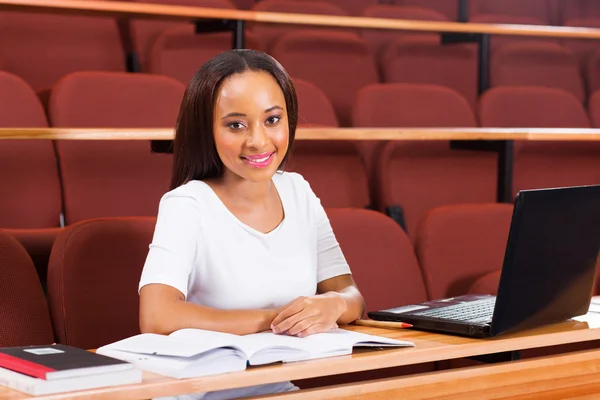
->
[1, 312, 599, 400]
[2, 0, 600, 39]
[2, 127, 600, 141]
[257, 348, 600, 400]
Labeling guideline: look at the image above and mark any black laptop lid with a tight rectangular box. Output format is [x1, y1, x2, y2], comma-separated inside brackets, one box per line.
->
[490, 185, 600, 336]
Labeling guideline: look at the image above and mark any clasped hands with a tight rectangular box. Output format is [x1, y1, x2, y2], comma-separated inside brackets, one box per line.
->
[270, 292, 346, 338]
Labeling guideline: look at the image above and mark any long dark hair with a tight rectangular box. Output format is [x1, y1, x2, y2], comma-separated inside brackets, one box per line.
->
[170, 49, 298, 190]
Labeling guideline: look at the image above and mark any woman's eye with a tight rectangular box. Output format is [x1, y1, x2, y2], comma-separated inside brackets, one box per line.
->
[228, 122, 244, 130]
[266, 116, 281, 125]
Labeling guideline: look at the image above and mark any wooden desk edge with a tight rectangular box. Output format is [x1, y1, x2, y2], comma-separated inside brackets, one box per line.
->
[252, 348, 600, 400]
[1, 128, 600, 141]
[2, 0, 600, 39]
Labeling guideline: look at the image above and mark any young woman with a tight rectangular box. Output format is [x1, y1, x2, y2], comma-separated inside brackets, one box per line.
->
[138, 49, 365, 399]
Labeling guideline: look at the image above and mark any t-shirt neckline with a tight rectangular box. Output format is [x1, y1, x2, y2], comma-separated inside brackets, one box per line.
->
[197, 174, 286, 237]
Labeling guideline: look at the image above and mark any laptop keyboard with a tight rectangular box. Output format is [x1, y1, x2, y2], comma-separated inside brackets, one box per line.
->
[411, 297, 496, 324]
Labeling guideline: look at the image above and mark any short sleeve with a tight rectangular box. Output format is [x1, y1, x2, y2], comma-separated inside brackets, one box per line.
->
[297, 176, 352, 282]
[138, 193, 202, 299]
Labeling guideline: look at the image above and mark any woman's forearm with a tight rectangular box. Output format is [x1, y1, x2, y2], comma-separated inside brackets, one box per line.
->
[139, 286, 277, 335]
[323, 286, 365, 325]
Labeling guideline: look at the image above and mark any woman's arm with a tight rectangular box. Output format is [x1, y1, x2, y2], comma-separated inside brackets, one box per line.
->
[139, 284, 278, 336]
[317, 274, 365, 324]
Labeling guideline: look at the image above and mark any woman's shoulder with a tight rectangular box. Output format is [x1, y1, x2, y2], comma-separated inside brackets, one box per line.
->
[159, 180, 214, 210]
[273, 171, 313, 194]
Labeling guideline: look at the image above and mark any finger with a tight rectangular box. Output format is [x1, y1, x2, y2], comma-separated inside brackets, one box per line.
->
[286, 316, 321, 336]
[273, 307, 316, 334]
[271, 297, 306, 328]
[296, 322, 331, 338]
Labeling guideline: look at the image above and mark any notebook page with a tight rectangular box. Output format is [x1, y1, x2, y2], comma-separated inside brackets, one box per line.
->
[241, 332, 333, 365]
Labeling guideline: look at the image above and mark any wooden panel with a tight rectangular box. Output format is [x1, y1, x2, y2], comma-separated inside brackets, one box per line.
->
[1, 0, 600, 39]
[253, 349, 600, 400]
[0, 313, 599, 399]
[1, 128, 600, 141]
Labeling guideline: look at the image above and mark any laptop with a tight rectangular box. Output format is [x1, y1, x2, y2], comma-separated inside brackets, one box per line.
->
[368, 185, 600, 338]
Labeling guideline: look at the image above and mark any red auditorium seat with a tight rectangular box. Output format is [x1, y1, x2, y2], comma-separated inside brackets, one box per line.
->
[561, 18, 600, 65]
[470, 0, 552, 24]
[393, 0, 458, 21]
[311, 0, 378, 16]
[0, 229, 54, 347]
[149, 26, 263, 84]
[286, 79, 369, 209]
[490, 41, 585, 102]
[559, 0, 600, 23]
[584, 47, 600, 95]
[48, 71, 185, 224]
[479, 86, 600, 194]
[271, 31, 379, 127]
[47, 217, 155, 349]
[251, 0, 348, 51]
[0, 12, 124, 94]
[355, 83, 496, 237]
[0, 71, 62, 279]
[296, 208, 434, 389]
[129, 0, 237, 72]
[381, 37, 478, 108]
[361, 5, 448, 57]
[414, 203, 513, 300]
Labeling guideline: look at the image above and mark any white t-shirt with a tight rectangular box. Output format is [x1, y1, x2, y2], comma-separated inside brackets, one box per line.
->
[139, 171, 352, 400]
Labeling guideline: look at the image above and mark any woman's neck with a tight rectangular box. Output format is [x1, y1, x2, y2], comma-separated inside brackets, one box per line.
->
[212, 172, 274, 209]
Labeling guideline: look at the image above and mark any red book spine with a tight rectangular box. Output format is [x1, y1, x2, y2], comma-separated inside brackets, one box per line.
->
[0, 353, 55, 380]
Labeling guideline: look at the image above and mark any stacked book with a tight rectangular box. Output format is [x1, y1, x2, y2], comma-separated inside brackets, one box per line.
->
[0, 344, 142, 395]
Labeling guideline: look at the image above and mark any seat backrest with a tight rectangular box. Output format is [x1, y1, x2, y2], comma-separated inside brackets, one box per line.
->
[361, 5, 447, 57]
[149, 26, 263, 84]
[491, 41, 585, 102]
[129, 0, 236, 71]
[360, 84, 493, 239]
[294, 78, 339, 127]
[327, 209, 428, 313]
[470, 0, 551, 23]
[353, 83, 476, 127]
[479, 86, 590, 128]
[251, 0, 348, 51]
[559, 0, 600, 23]
[414, 203, 514, 299]
[588, 90, 600, 127]
[47, 217, 155, 349]
[272, 31, 379, 126]
[393, 0, 458, 20]
[0, 12, 124, 92]
[0, 71, 62, 229]
[49, 71, 185, 224]
[381, 37, 478, 108]
[0, 229, 54, 346]
[286, 80, 368, 208]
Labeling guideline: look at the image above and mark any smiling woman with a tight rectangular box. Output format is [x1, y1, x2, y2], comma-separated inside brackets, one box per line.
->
[137, 50, 365, 400]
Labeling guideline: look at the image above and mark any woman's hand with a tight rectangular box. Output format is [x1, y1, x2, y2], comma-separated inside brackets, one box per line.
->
[270, 292, 346, 337]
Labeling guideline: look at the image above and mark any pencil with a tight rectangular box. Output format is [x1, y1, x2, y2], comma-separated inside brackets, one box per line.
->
[353, 319, 413, 329]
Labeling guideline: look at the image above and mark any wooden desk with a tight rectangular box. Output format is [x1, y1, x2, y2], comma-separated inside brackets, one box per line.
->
[1, 0, 600, 40]
[1, 314, 599, 400]
[1, 127, 600, 141]
[255, 348, 600, 400]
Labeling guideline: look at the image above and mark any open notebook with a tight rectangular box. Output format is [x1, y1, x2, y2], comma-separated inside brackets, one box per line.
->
[97, 328, 414, 379]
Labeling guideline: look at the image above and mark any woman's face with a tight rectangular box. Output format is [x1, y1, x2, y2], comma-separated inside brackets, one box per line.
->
[213, 70, 289, 184]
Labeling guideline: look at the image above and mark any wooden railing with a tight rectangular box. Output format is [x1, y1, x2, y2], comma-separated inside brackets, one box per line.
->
[1, 127, 600, 141]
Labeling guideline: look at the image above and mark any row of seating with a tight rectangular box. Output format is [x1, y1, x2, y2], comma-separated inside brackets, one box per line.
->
[4, 0, 600, 108]
[2, 69, 600, 277]
[0, 205, 517, 350]
[140, 0, 600, 25]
